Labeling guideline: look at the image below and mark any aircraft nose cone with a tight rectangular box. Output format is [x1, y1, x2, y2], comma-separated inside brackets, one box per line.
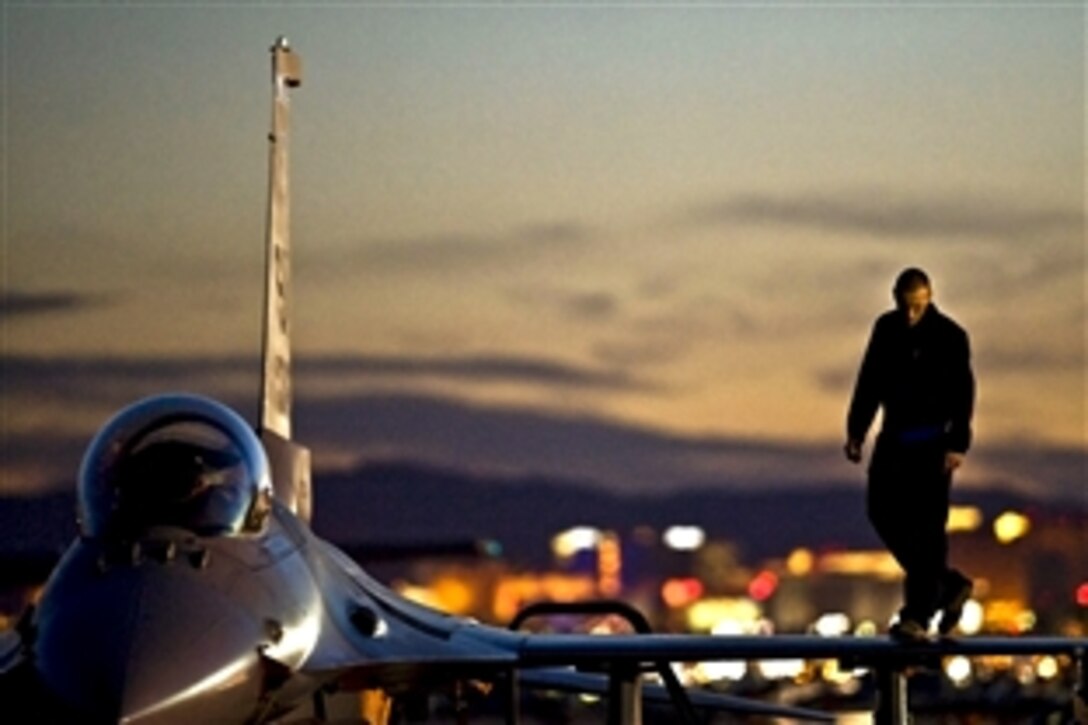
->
[33, 544, 266, 722]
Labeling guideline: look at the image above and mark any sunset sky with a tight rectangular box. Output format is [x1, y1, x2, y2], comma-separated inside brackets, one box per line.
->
[2, 4, 1084, 502]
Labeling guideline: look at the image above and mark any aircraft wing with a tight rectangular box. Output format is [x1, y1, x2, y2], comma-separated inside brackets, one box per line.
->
[307, 625, 1087, 724]
[0, 630, 21, 673]
[308, 547, 1088, 689]
[311, 606, 1088, 688]
[512, 632, 1088, 669]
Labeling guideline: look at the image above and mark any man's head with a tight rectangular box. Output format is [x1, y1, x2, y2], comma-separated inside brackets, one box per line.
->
[893, 267, 932, 327]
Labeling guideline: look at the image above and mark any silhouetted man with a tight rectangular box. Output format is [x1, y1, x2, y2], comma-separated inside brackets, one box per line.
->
[845, 268, 975, 641]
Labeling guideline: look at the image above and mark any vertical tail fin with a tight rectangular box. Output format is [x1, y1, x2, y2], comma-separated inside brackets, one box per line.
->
[258, 37, 311, 521]
[259, 36, 300, 439]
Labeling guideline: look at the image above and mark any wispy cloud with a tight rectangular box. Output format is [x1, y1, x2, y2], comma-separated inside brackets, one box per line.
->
[0, 290, 109, 321]
[0, 351, 647, 402]
[4, 380, 1083, 503]
[513, 222, 590, 246]
[812, 365, 856, 396]
[295, 392, 853, 493]
[300, 353, 647, 391]
[815, 336, 1086, 397]
[508, 286, 621, 323]
[682, 191, 1081, 242]
[590, 307, 721, 368]
[973, 344, 1086, 375]
[1, 353, 253, 391]
[0, 352, 650, 493]
[306, 220, 596, 275]
[296, 392, 1086, 503]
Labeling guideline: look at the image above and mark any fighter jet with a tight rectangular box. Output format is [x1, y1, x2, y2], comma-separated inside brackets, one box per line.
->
[1, 39, 1085, 725]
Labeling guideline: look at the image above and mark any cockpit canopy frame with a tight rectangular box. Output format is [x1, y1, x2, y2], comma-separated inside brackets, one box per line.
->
[78, 394, 273, 538]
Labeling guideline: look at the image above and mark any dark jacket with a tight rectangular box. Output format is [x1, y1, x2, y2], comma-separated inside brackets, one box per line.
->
[847, 304, 975, 453]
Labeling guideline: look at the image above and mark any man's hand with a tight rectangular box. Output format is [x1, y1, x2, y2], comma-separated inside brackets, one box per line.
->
[945, 452, 965, 473]
[844, 439, 863, 464]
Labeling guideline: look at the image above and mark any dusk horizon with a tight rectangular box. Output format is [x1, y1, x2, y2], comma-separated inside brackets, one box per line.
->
[3, 5, 1084, 510]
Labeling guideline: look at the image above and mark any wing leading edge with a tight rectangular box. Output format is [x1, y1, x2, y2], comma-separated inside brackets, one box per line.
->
[513, 632, 1088, 669]
[309, 610, 1088, 692]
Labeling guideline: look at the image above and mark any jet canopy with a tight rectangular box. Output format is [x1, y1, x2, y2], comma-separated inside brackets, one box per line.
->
[78, 394, 273, 538]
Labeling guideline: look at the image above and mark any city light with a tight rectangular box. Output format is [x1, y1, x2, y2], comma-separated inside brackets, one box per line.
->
[947, 505, 983, 533]
[551, 526, 602, 559]
[692, 659, 747, 683]
[757, 658, 806, 680]
[597, 532, 622, 597]
[1015, 661, 1037, 686]
[819, 660, 857, 687]
[854, 620, 879, 637]
[747, 570, 779, 601]
[945, 656, 973, 688]
[661, 577, 704, 609]
[686, 599, 761, 632]
[398, 583, 443, 610]
[786, 547, 814, 576]
[813, 612, 852, 637]
[693, 619, 751, 683]
[993, 511, 1031, 544]
[1016, 610, 1037, 633]
[958, 600, 984, 635]
[492, 574, 597, 623]
[431, 576, 474, 615]
[662, 526, 706, 551]
[818, 550, 902, 579]
[1076, 582, 1088, 607]
[984, 599, 1036, 634]
[1036, 656, 1060, 680]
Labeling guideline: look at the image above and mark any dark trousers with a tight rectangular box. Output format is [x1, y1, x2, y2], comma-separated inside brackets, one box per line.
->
[867, 434, 958, 624]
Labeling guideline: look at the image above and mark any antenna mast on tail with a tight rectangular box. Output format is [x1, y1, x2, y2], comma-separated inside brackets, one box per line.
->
[258, 37, 311, 521]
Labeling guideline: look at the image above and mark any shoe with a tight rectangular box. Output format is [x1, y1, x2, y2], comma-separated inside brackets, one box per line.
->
[889, 618, 929, 643]
[937, 573, 972, 635]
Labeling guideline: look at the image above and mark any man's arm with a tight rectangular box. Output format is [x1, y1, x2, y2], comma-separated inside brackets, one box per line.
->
[946, 325, 975, 456]
[844, 439, 864, 464]
[844, 319, 884, 462]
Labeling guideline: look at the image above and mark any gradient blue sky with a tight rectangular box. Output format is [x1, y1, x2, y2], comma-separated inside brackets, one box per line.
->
[2, 3, 1085, 501]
